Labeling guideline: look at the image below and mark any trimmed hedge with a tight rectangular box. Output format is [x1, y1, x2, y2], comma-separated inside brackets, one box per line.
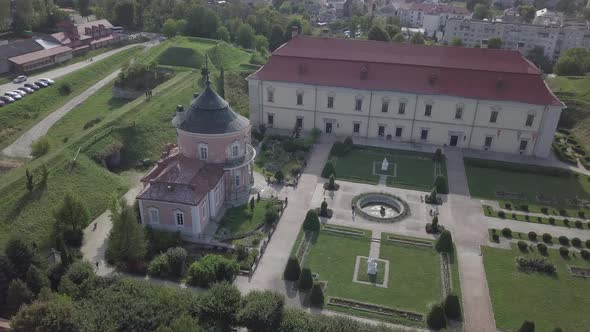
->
[558, 236, 569, 246]
[542, 233, 552, 243]
[443, 293, 461, 320]
[581, 249, 590, 260]
[284, 256, 301, 281]
[302, 210, 320, 232]
[501, 228, 512, 237]
[517, 241, 528, 251]
[528, 231, 537, 241]
[426, 303, 447, 329]
[435, 230, 453, 253]
[298, 268, 313, 291]
[572, 237, 582, 247]
[559, 246, 569, 257]
[310, 282, 324, 307]
[537, 243, 548, 255]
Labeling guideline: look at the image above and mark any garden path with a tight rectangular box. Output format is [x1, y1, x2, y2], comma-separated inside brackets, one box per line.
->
[369, 230, 382, 258]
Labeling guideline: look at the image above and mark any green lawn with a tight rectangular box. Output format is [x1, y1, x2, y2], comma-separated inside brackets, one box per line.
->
[328, 145, 446, 191]
[217, 199, 272, 235]
[483, 205, 590, 229]
[0, 46, 143, 150]
[464, 158, 590, 208]
[483, 244, 590, 331]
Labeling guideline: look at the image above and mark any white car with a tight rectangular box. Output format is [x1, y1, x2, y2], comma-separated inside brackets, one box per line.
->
[39, 78, 55, 85]
[4, 92, 21, 100]
[12, 75, 27, 83]
[18, 87, 34, 94]
[12, 90, 26, 97]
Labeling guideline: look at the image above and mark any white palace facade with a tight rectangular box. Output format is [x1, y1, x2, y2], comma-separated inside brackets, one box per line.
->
[247, 36, 564, 158]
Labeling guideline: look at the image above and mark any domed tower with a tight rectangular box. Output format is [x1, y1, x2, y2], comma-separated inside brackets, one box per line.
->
[136, 70, 255, 242]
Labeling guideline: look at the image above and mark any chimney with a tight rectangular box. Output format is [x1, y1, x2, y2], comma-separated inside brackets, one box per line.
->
[291, 25, 299, 39]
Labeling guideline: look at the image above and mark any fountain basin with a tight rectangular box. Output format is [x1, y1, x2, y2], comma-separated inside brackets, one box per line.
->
[353, 193, 410, 223]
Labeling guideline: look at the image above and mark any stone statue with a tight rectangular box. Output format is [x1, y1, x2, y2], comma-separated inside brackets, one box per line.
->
[381, 158, 389, 171]
[367, 257, 378, 276]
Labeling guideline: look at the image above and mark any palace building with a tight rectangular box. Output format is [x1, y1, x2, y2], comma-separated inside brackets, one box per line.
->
[247, 36, 564, 157]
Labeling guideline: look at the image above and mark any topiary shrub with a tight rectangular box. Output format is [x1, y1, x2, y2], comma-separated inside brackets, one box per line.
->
[558, 236, 569, 246]
[559, 246, 569, 257]
[501, 228, 512, 238]
[518, 320, 535, 332]
[147, 253, 170, 278]
[575, 220, 583, 229]
[265, 205, 279, 225]
[426, 303, 447, 329]
[435, 230, 453, 253]
[274, 170, 285, 183]
[581, 249, 590, 260]
[309, 282, 324, 307]
[433, 175, 448, 194]
[528, 232, 537, 241]
[517, 241, 528, 251]
[302, 209, 320, 232]
[563, 219, 569, 227]
[549, 217, 555, 225]
[542, 233, 552, 243]
[166, 247, 188, 278]
[541, 207, 549, 214]
[321, 161, 335, 178]
[343, 136, 354, 147]
[572, 237, 582, 247]
[187, 255, 239, 288]
[320, 200, 329, 217]
[284, 256, 301, 281]
[442, 293, 461, 320]
[586, 239, 590, 249]
[537, 243, 548, 255]
[498, 211, 506, 218]
[298, 268, 313, 291]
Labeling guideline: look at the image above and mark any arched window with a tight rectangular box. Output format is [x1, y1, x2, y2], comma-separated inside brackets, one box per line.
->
[174, 210, 184, 226]
[148, 207, 159, 224]
[199, 143, 208, 160]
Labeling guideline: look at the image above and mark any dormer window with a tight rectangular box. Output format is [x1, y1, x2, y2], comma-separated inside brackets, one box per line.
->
[199, 144, 208, 160]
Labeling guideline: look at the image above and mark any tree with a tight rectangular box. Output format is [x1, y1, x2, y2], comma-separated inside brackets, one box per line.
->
[385, 24, 400, 39]
[473, 4, 490, 20]
[5, 236, 36, 279]
[297, 267, 313, 290]
[0, 0, 10, 31]
[239, 291, 285, 332]
[526, 46, 552, 73]
[433, 175, 448, 194]
[554, 48, 590, 76]
[283, 256, 301, 281]
[76, 0, 92, 18]
[39, 164, 49, 188]
[517, 5, 535, 23]
[436, 230, 454, 253]
[426, 303, 447, 329]
[187, 255, 239, 287]
[392, 33, 406, 42]
[450, 37, 464, 47]
[57, 261, 96, 300]
[105, 199, 147, 267]
[25, 169, 34, 192]
[320, 200, 329, 217]
[466, 0, 489, 11]
[302, 209, 320, 232]
[321, 161, 335, 178]
[309, 282, 324, 306]
[368, 25, 390, 42]
[199, 282, 241, 329]
[410, 32, 425, 44]
[218, 66, 225, 98]
[518, 320, 535, 332]
[216, 26, 231, 43]
[169, 315, 201, 332]
[279, 1, 292, 14]
[0, 255, 15, 307]
[274, 170, 284, 183]
[265, 205, 279, 225]
[113, 0, 136, 29]
[237, 23, 256, 49]
[53, 193, 89, 247]
[11, 300, 78, 332]
[13, 0, 33, 33]
[250, 197, 256, 211]
[254, 35, 269, 53]
[162, 19, 181, 38]
[166, 247, 187, 278]
[7, 279, 34, 315]
[487, 37, 503, 49]
[25, 265, 49, 295]
[443, 293, 462, 320]
[269, 25, 285, 51]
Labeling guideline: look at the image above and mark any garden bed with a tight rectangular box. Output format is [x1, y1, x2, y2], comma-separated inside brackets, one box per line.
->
[385, 235, 433, 248]
[254, 134, 316, 183]
[327, 297, 424, 322]
[484, 205, 590, 229]
[568, 265, 590, 278]
[322, 225, 365, 237]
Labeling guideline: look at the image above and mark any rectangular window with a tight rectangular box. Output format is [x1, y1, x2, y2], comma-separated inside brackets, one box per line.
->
[201, 204, 207, 219]
[525, 114, 534, 127]
[398, 102, 406, 114]
[235, 174, 240, 188]
[267, 114, 274, 126]
[378, 125, 385, 137]
[424, 104, 432, 117]
[381, 101, 389, 113]
[484, 136, 493, 148]
[327, 96, 334, 109]
[420, 129, 429, 140]
[355, 99, 362, 111]
[232, 145, 239, 157]
[296, 93, 303, 105]
[200, 146, 208, 160]
[175, 212, 184, 226]
[353, 123, 360, 133]
[490, 111, 498, 123]
[455, 106, 463, 119]
[395, 127, 403, 137]
[519, 140, 528, 151]
[296, 117, 303, 129]
[149, 209, 159, 224]
[267, 90, 274, 102]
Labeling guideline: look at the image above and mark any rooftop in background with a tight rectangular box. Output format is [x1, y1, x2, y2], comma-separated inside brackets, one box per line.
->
[76, 19, 114, 35]
[253, 36, 562, 106]
[8, 46, 72, 65]
[0, 39, 45, 60]
[408, 3, 470, 15]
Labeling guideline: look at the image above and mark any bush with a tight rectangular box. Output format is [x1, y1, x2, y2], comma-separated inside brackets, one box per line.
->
[274, 170, 285, 183]
[433, 175, 448, 194]
[426, 303, 447, 329]
[58, 82, 72, 95]
[298, 268, 313, 291]
[284, 256, 301, 281]
[559, 246, 569, 257]
[516, 256, 555, 273]
[498, 211, 505, 218]
[537, 243, 548, 255]
[581, 249, 590, 260]
[517, 241, 528, 251]
[83, 117, 102, 129]
[265, 205, 280, 225]
[541, 207, 549, 214]
[147, 253, 170, 278]
[558, 236, 569, 246]
[518, 320, 535, 332]
[31, 137, 50, 158]
[187, 255, 239, 288]
[528, 232, 537, 241]
[572, 237, 582, 247]
[302, 209, 320, 232]
[435, 230, 453, 253]
[443, 293, 461, 320]
[586, 239, 590, 248]
[548, 217, 555, 225]
[321, 161, 335, 178]
[330, 141, 351, 157]
[166, 247, 187, 278]
[309, 282, 324, 307]
[501, 228, 512, 237]
[575, 220, 583, 228]
[579, 211, 585, 219]
[492, 234, 500, 242]
[542, 233, 552, 243]
[238, 291, 285, 332]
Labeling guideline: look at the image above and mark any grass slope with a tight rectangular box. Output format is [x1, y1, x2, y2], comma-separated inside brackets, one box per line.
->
[157, 46, 205, 68]
[547, 76, 590, 149]
[217, 200, 271, 235]
[483, 244, 590, 331]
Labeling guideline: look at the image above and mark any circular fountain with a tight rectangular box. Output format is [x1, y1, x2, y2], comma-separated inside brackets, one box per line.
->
[353, 193, 410, 222]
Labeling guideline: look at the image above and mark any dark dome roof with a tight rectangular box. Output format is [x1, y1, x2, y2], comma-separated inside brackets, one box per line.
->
[172, 83, 249, 135]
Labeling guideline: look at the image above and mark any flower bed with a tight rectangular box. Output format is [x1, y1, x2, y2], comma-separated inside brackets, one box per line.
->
[568, 265, 590, 278]
[386, 235, 433, 248]
[327, 297, 424, 322]
[484, 205, 590, 230]
[322, 225, 365, 237]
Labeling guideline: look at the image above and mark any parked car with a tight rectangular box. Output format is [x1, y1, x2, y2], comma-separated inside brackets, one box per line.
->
[0, 95, 15, 103]
[0, 100, 5, 107]
[39, 78, 55, 85]
[24, 83, 40, 90]
[13, 89, 27, 96]
[12, 75, 27, 83]
[5, 91, 22, 100]
[35, 80, 48, 88]
[18, 87, 34, 94]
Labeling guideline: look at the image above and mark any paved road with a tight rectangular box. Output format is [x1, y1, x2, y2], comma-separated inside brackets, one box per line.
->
[2, 69, 121, 158]
[0, 43, 142, 95]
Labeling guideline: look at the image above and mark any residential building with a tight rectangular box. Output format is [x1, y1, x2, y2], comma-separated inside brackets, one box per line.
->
[398, 3, 471, 34]
[442, 18, 590, 60]
[9, 46, 72, 72]
[0, 36, 64, 74]
[248, 36, 563, 157]
[51, 19, 126, 54]
[136, 74, 255, 242]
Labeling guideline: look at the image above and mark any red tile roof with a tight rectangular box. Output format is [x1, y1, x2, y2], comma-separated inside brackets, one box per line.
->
[251, 36, 562, 106]
[8, 46, 72, 65]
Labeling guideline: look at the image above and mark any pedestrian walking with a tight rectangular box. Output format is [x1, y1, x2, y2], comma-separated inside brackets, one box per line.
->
[352, 204, 356, 216]
[93, 222, 97, 231]
[95, 261, 99, 270]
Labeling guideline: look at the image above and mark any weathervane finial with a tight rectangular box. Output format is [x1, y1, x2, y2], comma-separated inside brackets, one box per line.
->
[204, 54, 211, 86]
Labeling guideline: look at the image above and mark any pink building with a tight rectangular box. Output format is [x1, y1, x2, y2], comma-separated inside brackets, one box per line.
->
[136, 76, 255, 242]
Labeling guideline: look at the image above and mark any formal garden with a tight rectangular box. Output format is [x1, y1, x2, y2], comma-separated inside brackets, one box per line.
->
[321, 139, 448, 193]
[483, 243, 590, 331]
[285, 209, 461, 329]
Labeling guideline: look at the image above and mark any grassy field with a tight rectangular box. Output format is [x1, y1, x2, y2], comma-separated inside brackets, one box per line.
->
[328, 145, 446, 191]
[483, 244, 590, 331]
[216, 199, 272, 235]
[464, 158, 590, 207]
[0, 46, 143, 150]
